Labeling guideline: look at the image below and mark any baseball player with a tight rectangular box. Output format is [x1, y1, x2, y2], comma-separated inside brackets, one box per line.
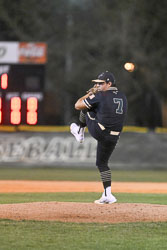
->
[70, 71, 127, 204]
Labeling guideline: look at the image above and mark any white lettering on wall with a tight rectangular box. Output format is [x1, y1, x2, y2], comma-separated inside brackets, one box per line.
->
[0, 136, 97, 165]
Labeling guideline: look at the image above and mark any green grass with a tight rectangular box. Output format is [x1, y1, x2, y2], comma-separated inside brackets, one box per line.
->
[0, 168, 166, 182]
[0, 220, 166, 250]
[0, 192, 166, 205]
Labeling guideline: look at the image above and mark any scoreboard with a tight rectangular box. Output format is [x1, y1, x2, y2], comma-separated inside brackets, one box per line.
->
[0, 42, 47, 125]
[0, 64, 45, 125]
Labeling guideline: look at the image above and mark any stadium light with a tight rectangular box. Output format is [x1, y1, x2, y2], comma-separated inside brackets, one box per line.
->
[124, 62, 135, 72]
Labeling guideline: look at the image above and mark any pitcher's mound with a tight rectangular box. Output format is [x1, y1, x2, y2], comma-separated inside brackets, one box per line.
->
[0, 202, 167, 223]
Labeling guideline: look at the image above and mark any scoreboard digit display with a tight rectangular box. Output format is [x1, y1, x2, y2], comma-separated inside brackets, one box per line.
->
[0, 42, 47, 125]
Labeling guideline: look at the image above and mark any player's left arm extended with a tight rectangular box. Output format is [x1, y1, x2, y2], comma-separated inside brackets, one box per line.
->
[75, 93, 90, 110]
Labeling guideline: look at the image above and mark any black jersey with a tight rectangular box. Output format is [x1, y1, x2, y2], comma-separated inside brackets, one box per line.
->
[83, 87, 127, 132]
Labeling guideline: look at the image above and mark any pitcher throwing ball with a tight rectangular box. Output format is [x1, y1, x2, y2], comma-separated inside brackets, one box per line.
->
[70, 71, 128, 204]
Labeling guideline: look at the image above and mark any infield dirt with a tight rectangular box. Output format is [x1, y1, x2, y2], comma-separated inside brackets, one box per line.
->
[0, 180, 167, 223]
[0, 180, 167, 193]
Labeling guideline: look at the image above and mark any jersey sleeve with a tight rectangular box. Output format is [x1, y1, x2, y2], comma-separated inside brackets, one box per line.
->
[83, 93, 100, 109]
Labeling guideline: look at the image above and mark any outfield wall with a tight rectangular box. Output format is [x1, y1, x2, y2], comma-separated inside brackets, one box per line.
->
[0, 127, 167, 169]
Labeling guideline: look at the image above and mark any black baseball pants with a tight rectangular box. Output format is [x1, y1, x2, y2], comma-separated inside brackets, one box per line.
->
[85, 111, 118, 189]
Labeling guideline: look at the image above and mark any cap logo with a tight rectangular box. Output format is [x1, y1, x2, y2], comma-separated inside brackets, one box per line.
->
[98, 73, 104, 78]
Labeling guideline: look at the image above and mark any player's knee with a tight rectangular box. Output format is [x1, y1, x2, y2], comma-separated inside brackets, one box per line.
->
[96, 161, 109, 172]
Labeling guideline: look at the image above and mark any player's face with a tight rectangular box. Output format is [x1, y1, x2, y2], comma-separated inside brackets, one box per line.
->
[97, 81, 109, 91]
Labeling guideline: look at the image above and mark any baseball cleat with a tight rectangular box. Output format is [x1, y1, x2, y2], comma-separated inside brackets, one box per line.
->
[94, 194, 117, 204]
[70, 123, 85, 143]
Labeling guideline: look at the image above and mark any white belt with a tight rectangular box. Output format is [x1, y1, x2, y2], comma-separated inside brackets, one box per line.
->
[98, 123, 120, 136]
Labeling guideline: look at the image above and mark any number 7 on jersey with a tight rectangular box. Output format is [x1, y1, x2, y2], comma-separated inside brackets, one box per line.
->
[113, 98, 123, 114]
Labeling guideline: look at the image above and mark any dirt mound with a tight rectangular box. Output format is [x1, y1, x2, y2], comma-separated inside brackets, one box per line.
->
[0, 202, 167, 223]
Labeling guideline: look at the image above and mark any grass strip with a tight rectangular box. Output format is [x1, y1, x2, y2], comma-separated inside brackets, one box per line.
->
[0, 192, 166, 205]
[0, 220, 166, 250]
[0, 168, 166, 182]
